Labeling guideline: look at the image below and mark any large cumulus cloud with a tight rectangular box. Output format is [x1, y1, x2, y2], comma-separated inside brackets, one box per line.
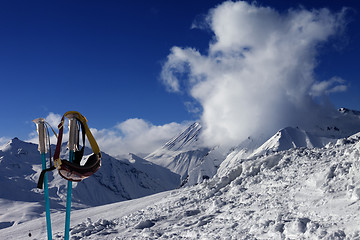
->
[161, 1, 348, 147]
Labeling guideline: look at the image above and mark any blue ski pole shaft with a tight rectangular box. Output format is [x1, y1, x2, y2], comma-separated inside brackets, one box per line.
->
[64, 150, 74, 240]
[65, 116, 77, 240]
[33, 118, 52, 240]
[41, 152, 52, 240]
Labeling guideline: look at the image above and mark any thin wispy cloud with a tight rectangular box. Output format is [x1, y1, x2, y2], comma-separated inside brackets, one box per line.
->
[310, 76, 348, 96]
[0, 137, 10, 147]
[161, 1, 349, 147]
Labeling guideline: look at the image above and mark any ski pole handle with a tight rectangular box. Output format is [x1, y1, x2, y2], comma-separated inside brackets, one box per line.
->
[67, 114, 78, 152]
[33, 118, 47, 154]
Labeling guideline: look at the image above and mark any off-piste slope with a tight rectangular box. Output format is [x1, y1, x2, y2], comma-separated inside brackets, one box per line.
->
[67, 131, 360, 239]
[3, 129, 359, 239]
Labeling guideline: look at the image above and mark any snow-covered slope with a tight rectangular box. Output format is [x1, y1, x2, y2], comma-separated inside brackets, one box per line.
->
[0, 138, 179, 229]
[251, 127, 334, 156]
[74, 152, 179, 205]
[308, 107, 360, 139]
[145, 110, 360, 187]
[126, 153, 180, 189]
[163, 122, 201, 151]
[2, 131, 360, 239]
[338, 107, 360, 116]
[2, 108, 360, 238]
[145, 123, 225, 186]
[217, 127, 334, 178]
[217, 109, 360, 178]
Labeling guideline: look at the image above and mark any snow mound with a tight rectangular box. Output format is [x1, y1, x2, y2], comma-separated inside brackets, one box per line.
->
[68, 131, 360, 239]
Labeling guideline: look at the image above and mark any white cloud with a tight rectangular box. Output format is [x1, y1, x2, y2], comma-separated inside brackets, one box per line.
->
[94, 118, 188, 157]
[0, 137, 10, 146]
[161, 1, 348, 147]
[44, 112, 62, 129]
[184, 101, 201, 114]
[311, 76, 348, 96]
[27, 113, 189, 158]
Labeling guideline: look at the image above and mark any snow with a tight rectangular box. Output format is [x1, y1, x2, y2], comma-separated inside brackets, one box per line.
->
[0, 138, 180, 230]
[250, 127, 335, 157]
[2, 126, 360, 239]
[2, 109, 360, 239]
[145, 112, 360, 187]
[126, 153, 180, 189]
[0, 191, 170, 239]
[145, 123, 225, 186]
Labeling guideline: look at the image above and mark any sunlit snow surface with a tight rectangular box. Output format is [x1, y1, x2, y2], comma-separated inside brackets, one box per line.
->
[2, 133, 360, 239]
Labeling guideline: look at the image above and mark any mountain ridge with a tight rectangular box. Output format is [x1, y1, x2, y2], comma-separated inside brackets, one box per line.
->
[2, 126, 360, 239]
[145, 122, 225, 186]
[0, 137, 180, 229]
[144, 108, 360, 185]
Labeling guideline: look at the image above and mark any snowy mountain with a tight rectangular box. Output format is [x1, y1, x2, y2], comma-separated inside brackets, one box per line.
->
[145, 108, 360, 186]
[338, 107, 360, 116]
[2, 108, 360, 238]
[145, 123, 225, 186]
[0, 138, 179, 229]
[307, 107, 360, 139]
[2, 130, 360, 239]
[218, 109, 360, 178]
[250, 127, 334, 157]
[125, 153, 180, 189]
[162, 122, 201, 151]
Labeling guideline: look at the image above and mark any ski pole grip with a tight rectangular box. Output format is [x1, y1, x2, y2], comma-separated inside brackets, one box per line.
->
[33, 118, 47, 154]
[67, 115, 78, 152]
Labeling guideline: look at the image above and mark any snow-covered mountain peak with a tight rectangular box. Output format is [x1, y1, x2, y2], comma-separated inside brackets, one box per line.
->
[339, 107, 360, 116]
[145, 122, 225, 186]
[128, 153, 141, 163]
[0, 138, 42, 166]
[163, 122, 201, 151]
[217, 127, 338, 178]
[0, 137, 32, 152]
[250, 127, 336, 157]
[7, 137, 20, 144]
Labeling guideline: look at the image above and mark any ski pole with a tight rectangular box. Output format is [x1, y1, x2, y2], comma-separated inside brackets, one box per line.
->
[33, 118, 52, 240]
[64, 114, 78, 240]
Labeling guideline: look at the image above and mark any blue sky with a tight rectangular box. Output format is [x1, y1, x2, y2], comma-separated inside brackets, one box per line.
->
[1, 1, 360, 155]
[0, 0, 222, 138]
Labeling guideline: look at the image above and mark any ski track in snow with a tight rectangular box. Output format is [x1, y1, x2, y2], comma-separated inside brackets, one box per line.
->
[2, 134, 360, 239]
